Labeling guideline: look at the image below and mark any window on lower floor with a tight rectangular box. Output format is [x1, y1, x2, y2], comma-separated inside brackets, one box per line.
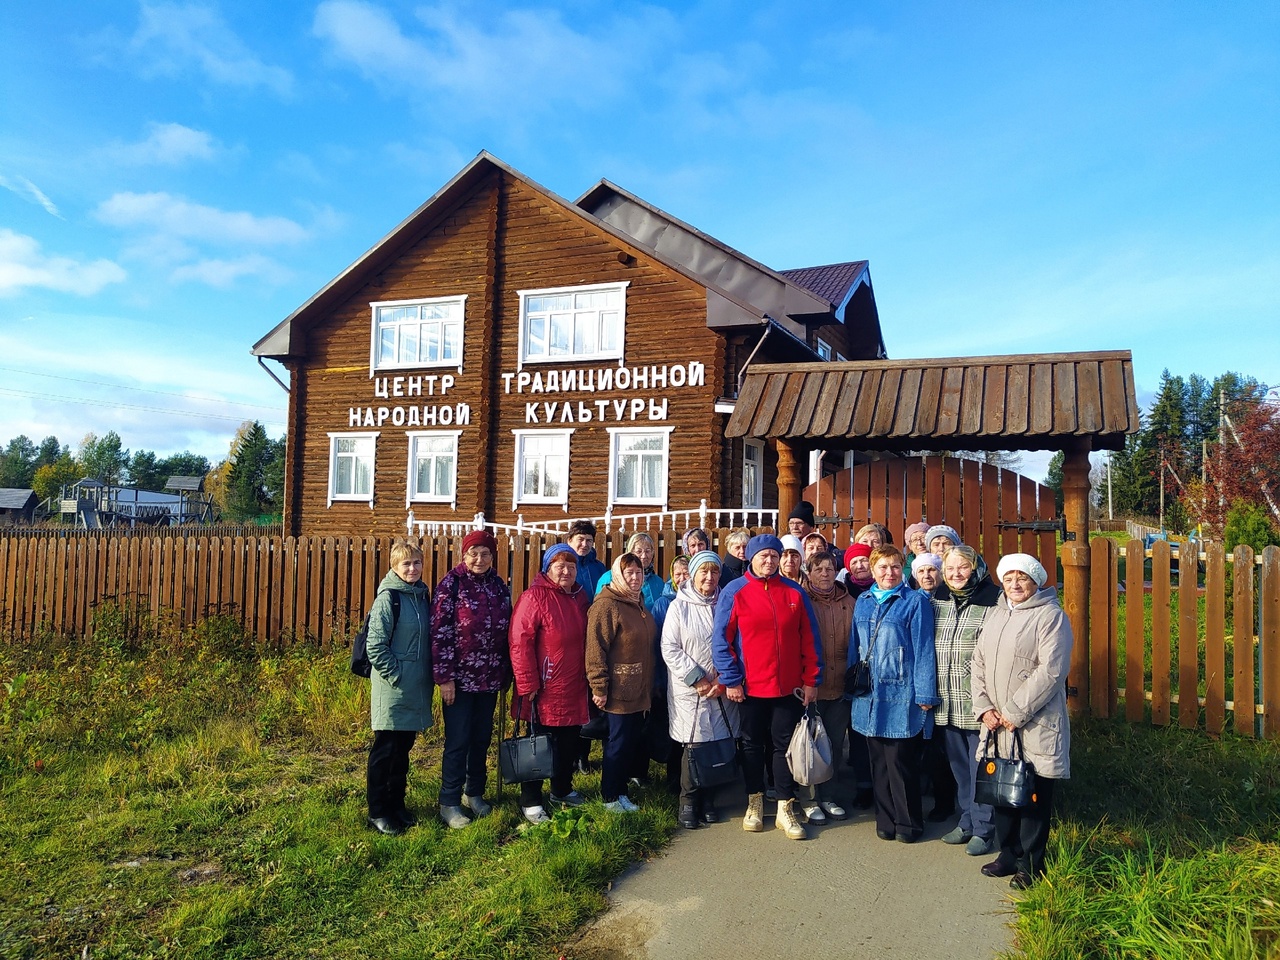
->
[512, 429, 573, 510]
[328, 432, 378, 507]
[608, 426, 674, 507]
[406, 431, 461, 508]
[743, 439, 764, 509]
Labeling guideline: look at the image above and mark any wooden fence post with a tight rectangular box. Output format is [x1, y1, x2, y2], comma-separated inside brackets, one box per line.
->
[1204, 542, 1226, 735]
[1089, 536, 1115, 718]
[1261, 546, 1280, 740]
[1179, 540, 1201, 729]
[1150, 540, 1172, 726]
[1125, 539, 1147, 722]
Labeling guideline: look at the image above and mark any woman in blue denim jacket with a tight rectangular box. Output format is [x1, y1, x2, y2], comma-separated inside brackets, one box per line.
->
[848, 544, 939, 843]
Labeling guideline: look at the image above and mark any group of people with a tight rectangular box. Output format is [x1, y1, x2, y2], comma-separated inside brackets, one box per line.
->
[362, 507, 1072, 891]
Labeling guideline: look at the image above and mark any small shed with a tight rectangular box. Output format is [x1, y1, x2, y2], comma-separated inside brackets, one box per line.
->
[165, 476, 215, 523]
[0, 488, 38, 526]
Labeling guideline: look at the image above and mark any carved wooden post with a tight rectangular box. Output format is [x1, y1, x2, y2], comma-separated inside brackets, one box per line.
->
[775, 439, 801, 534]
[1061, 446, 1092, 717]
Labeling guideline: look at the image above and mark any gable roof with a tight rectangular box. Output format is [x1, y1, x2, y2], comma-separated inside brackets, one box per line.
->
[779, 261, 868, 309]
[0, 488, 36, 510]
[725, 350, 1140, 452]
[253, 152, 809, 361]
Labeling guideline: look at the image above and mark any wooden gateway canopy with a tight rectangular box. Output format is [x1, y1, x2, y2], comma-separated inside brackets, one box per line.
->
[725, 348, 1141, 717]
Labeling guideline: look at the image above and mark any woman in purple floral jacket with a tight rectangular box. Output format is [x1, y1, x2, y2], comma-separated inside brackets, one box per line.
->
[431, 530, 512, 829]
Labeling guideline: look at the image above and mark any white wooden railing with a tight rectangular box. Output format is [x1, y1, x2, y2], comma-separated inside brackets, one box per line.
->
[406, 501, 778, 540]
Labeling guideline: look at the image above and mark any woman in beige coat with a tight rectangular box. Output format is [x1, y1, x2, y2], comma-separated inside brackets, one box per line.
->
[970, 553, 1072, 891]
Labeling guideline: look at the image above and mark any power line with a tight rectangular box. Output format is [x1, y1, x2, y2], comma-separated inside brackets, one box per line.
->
[0, 387, 286, 426]
[0, 366, 284, 413]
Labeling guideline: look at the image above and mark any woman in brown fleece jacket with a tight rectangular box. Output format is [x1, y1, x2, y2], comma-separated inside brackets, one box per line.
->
[587, 552, 656, 812]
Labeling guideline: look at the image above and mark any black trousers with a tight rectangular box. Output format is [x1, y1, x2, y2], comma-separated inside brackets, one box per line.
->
[867, 734, 925, 836]
[602, 711, 645, 801]
[518, 723, 581, 808]
[738, 695, 803, 801]
[439, 690, 498, 806]
[993, 777, 1057, 877]
[367, 729, 417, 818]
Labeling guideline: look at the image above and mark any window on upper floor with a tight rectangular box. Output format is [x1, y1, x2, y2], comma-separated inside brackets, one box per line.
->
[816, 337, 833, 361]
[371, 296, 465, 372]
[743, 439, 764, 509]
[517, 282, 628, 367]
[406, 431, 461, 508]
[328, 432, 378, 507]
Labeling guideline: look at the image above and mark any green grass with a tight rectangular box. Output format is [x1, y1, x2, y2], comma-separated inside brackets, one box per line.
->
[1005, 719, 1280, 960]
[0, 604, 673, 959]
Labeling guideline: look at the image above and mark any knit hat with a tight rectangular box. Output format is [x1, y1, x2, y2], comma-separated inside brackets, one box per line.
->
[925, 524, 961, 549]
[911, 552, 943, 575]
[904, 522, 930, 542]
[996, 553, 1048, 588]
[688, 550, 722, 577]
[746, 533, 784, 566]
[462, 530, 498, 557]
[541, 543, 577, 573]
[779, 534, 804, 555]
[787, 500, 815, 526]
[845, 542, 873, 574]
[802, 531, 828, 550]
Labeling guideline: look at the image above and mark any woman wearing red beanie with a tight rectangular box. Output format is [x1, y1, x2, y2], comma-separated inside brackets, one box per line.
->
[431, 529, 512, 829]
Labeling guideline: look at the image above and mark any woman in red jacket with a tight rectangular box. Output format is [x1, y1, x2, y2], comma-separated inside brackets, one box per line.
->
[509, 543, 591, 824]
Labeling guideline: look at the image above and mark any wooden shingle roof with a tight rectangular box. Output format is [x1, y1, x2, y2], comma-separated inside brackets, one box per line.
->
[724, 350, 1140, 452]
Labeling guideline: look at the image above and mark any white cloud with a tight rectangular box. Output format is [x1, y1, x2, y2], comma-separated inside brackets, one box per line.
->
[170, 254, 289, 287]
[106, 122, 219, 165]
[0, 229, 125, 297]
[95, 192, 310, 245]
[0, 173, 62, 218]
[127, 2, 293, 97]
[312, 0, 678, 116]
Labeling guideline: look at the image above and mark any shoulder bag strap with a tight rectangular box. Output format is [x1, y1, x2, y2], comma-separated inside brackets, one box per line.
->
[863, 593, 901, 662]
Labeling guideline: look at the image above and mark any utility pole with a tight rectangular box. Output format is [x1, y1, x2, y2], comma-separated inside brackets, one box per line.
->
[1107, 452, 1113, 520]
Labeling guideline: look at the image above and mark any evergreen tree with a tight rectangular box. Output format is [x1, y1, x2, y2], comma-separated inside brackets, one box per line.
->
[78, 432, 128, 485]
[1044, 451, 1065, 514]
[225, 422, 274, 520]
[0, 435, 38, 487]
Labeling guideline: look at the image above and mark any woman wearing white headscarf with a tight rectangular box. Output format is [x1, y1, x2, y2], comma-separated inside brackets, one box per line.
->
[971, 553, 1072, 891]
[662, 550, 737, 828]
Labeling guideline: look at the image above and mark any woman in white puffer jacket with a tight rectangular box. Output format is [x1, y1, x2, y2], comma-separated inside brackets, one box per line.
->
[663, 550, 739, 829]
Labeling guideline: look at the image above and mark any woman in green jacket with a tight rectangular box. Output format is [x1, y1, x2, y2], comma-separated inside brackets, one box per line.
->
[366, 540, 434, 835]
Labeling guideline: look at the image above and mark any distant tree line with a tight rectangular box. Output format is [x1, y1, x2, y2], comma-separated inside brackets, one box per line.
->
[1044, 369, 1278, 550]
[0, 420, 285, 522]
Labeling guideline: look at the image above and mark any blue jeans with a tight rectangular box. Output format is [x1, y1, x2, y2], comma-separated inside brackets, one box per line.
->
[602, 711, 645, 801]
[439, 690, 498, 806]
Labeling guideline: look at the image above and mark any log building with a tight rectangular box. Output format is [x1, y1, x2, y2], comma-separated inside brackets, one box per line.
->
[253, 152, 886, 538]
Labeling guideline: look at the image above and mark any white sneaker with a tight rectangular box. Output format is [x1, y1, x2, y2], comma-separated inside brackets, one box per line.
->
[603, 800, 627, 813]
[820, 800, 848, 821]
[618, 794, 639, 812]
[801, 801, 826, 824]
[521, 805, 551, 824]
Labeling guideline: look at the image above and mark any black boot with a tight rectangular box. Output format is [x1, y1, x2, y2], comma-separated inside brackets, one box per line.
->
[678, 803, 699, 829]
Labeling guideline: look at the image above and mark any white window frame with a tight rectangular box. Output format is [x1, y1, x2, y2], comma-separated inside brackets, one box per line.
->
[369, 295, 466, 375]
[607, 426, 675, 509]
[511, 429, 574, 511]
[405, 430, 462, 510]
[743, 439, 764, 510]
[516, 281, 629, 369]
[816, 337, 833, 361]
[327, 432, 379, 508]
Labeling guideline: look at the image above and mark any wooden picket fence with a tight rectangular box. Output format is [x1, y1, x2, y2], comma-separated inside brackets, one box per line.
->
[0, 526, 757, 648]
[1088, 539, 1280, 739]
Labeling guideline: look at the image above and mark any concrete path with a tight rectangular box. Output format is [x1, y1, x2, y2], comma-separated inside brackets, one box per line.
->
[566, 774, 1017, 960]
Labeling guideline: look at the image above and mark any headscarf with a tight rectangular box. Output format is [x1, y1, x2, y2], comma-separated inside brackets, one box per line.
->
[844, 542, 874, 587]
[802, 531, 828, 552]
[541, 543, 577, 574]
[779, 534, 803, 555]
[941, 543, 981, 602]
[925, 525, 961, 549]
[608, 552, 645, 603]
[682, 527, 711, 554]
[996, 553, 1048, 588]
[911, 553, 942, 577]
[669, 553, 691, 582]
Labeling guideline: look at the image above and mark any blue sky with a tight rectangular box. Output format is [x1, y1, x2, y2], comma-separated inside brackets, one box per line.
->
[2, 1, 1278, 481]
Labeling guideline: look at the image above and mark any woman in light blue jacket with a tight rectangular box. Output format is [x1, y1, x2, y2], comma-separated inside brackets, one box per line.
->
[848, 544, 938, 843]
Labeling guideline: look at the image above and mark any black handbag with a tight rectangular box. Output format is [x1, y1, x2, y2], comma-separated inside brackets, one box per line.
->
[499, 699, 555, 784]
[686, 699, 740, 789]
[844, 595, 899, 697]
[974, 729, 1037, 809]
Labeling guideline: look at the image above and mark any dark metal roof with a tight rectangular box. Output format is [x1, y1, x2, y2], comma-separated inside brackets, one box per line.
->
[0, 488, 36, 509]
[724, 351, 1140, 452]
[779, 261, 868, 308]
[254, 152, 787, 361]
[165, 476, 205, 492]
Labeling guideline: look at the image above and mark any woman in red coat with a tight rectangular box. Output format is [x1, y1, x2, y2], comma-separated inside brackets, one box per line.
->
[509, 543, 591, 824]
